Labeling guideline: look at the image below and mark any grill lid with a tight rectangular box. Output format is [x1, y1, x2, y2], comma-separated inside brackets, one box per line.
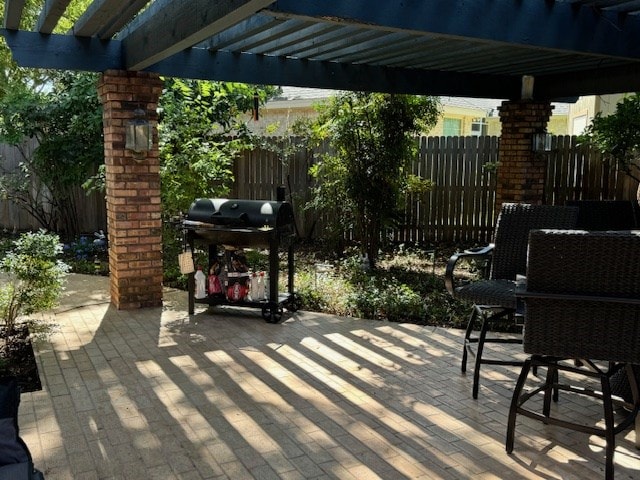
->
[186, 198, 294, 230]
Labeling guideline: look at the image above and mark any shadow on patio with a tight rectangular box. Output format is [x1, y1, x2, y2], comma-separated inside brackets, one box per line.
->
[16, 274, 640, 479]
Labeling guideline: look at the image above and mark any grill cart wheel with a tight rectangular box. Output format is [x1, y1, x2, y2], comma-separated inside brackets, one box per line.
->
[262, 304, 284, 323]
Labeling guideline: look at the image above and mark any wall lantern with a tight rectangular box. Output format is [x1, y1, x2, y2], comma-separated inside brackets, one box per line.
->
[125, 107, 152, 160]
[532, 132, 552, 152]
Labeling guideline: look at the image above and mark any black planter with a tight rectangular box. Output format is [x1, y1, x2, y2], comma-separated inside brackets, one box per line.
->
[0, 324, 42, 393]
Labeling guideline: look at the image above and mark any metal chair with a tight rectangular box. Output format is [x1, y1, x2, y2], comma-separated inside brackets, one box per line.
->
[506, 229, 640, 480]
[445, 203, 578, 398]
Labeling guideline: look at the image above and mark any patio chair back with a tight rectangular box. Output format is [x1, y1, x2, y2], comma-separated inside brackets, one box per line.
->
[490, 203, 579, 281]
[524, 229, 640, 363]
[566, 200, 639, 230]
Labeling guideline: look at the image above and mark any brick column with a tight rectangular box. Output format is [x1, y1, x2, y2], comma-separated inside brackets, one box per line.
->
[98, 70, 163, 309]
[496, 100, 553, 210]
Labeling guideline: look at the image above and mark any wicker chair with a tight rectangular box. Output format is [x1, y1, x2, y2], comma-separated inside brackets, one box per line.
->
[445, 203, 578, 398]
[567, 199, 639, 230]
[506, 229, 640, 480]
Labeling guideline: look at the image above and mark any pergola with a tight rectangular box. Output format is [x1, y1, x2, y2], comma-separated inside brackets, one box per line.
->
[2, 0, 640, 308]
[3, 1, 640, 98]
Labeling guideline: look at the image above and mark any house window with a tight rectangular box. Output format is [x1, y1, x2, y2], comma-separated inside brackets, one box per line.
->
[470, 117, 488, 136]
[572, 115, 588, 135]
[443, 118, 461, 136]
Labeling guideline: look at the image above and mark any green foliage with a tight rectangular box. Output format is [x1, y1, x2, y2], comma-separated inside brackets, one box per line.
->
[344, 265, 425, 322]
[244, 249, 269, 272]
[162, 225, 186, 289]
[0, 231, 69, 338]
[60, 234, 108, 275]
[0, 0, 93, 98]
[305, 92, 441, 263]
[581, 93, 640, 183]
[0, 72, 103, 236]
[307, 152, 352, 253]
[292, 247, 466, 324]
[159, 79, 278, 216]
[293, 267, 352, 316]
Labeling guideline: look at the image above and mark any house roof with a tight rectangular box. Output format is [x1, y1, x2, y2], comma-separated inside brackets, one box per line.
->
[267, 87, 572, 116]
[2, 1, 640, 100]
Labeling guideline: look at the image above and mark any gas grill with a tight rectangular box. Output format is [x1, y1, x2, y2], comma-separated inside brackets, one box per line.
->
[182, 197, 298, 322]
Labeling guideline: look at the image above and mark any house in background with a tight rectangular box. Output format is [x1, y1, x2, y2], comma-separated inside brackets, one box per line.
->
[567, 94, 629, 135]
[251, 87, 570, 136]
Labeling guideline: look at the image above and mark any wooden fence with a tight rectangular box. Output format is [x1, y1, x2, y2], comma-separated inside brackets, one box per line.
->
[0, 138, 107, 235]
[1, 136, 637, 244]
[0, 139, 38, 231]
[233, 135, 638, 245]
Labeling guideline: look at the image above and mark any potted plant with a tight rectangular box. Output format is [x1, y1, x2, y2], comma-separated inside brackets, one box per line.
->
[0, 230, 69, 392]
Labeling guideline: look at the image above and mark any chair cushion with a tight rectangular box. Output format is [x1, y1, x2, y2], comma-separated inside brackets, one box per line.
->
[455, 279, 517, 309]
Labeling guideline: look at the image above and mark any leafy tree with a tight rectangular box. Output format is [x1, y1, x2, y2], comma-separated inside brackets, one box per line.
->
[307, 92, 440, 265]
[581, 94, 640, 190]
[0, 72, 103, 236]
[0, 0, 92, 98]
[159, 79, 278, 216]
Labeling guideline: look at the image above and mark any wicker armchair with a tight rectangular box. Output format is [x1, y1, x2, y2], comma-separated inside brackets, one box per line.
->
[445, 203, 578, 398]
[506, 229, 640, 480]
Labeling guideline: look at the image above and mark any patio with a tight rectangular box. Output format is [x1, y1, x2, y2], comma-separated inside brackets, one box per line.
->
[17, 274, 640, 479]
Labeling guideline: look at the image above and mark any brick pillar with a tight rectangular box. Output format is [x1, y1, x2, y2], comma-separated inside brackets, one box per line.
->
[496, 100, 553, 210]
[98, 70, 163, 309]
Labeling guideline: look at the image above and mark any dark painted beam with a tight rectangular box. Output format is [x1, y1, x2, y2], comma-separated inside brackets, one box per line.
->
[149, 47, 523, 99]
[3, 0, 26, 29]
[0, 30, 122, 71]
[37, 0, 72, 34]
[536, 63, 640, 98]
[266, 0, 640, 60]
[120, 0, 274, 70]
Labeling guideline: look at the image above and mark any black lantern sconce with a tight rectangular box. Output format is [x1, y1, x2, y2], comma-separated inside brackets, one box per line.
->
[532, 132, 552, 153]
[125, 107, 152, 160]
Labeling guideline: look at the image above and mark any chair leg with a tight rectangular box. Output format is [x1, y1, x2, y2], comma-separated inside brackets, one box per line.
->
[472, 310, 491, 399]
[601, 373, 616, 480]
[506, 358, 532, 453]
[461, 307, 479, 374]
[542, 362, 557, 419]
[625, 364, 640, 449]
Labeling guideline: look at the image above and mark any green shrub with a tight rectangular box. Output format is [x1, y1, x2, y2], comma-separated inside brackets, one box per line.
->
[0, 230, 69, 336]
[293, 267, 352, 316]
[379, 281, 424, 322]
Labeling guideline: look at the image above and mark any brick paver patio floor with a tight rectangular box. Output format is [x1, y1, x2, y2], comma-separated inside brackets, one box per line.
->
[17, 274, 640, 479]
